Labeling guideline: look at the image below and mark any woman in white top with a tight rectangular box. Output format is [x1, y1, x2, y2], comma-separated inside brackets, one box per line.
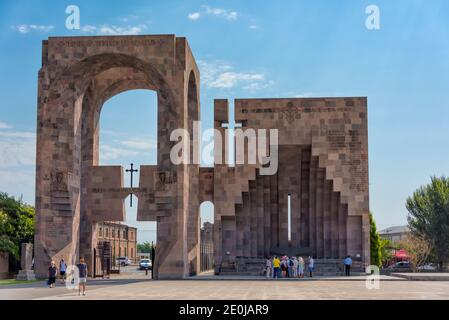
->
[292, 257, 298, 277]
[265, 257, 272, 278]
[297, 257, 305, 278]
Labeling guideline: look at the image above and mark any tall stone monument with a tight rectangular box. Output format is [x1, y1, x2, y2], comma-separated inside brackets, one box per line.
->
[34, 34, 370, 279]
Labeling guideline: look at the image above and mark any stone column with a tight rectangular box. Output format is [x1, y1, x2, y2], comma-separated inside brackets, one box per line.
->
[16, 243, 36, 280]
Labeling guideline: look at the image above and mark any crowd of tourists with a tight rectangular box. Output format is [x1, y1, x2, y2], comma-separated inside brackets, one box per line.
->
[265, 255, 313, 278]
[265, 255, 353, 278]
[47, 257, 88, 296]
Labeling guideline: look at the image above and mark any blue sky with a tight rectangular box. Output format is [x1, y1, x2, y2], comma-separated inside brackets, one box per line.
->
[1, 0, 449, 243]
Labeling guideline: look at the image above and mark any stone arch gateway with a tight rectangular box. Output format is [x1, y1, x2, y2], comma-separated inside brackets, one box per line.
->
[35, 35, 370, 279]
[35, 35, 200, 279]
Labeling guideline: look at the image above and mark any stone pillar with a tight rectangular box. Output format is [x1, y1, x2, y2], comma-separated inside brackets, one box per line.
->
[308, 156, 317, 256]
[323, 179, 332, 258]
[300, 147, 311, 248]
[315, 168, 325, 258]
[263, 175, 271, 257]
[213, 99, 229, 274]
[16, 243, 36, 281]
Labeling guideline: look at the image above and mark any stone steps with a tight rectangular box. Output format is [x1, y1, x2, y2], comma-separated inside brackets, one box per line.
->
[219, 258, 364, 276]
[51, 191, 72, 213]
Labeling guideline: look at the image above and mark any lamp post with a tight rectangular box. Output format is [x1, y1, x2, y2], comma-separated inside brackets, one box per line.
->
[151, 241, 155, 280]
[118, 222, 121, 273]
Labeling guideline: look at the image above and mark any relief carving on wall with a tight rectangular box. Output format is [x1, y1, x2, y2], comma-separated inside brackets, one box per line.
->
[50, 170, 68, 191]
[155, 171, 177, 191]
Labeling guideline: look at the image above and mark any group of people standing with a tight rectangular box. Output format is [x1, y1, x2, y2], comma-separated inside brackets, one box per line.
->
[266, 255, 354, 278]
[47, 257, 88, 296]
[266, 256, 315, 278]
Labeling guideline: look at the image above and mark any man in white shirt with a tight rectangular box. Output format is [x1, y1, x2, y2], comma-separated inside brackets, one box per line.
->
[59, 259, 67, 284]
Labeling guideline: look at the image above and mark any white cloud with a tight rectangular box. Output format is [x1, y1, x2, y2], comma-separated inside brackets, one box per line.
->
[188, 6, 237, 21]
[0, 131, 35, 139]
[209, 72, 265, 88]
[100, 145, 141, 161]
[100, 129, 126, 137]
[0, 169, 35, 205]
[293, 93, 315, 98]
[198, 60, 269, 90]
[0, 125, 35, 202]
[0, 122, 12, 129]
[99, 24, 148, 35]
[243, 80, 275, 92]
[119, 15, 139, 23]
[198, 60, 233, 85]
[203, 6, 238, 21]
[81, 25, 97, 33]
[188, 12, 201, 21]
[80, 24, 148, 35]
[248, 25, 259, 30]
[120, 138, 157, 150]
[0, 131, 36, 168]
[12, 24, 54, 34]
[226, 12, 238, 21]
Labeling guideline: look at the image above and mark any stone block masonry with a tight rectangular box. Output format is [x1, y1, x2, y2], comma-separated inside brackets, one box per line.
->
[34, 34, 369, 279]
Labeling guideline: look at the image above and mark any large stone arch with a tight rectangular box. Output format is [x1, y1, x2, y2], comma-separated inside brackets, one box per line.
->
[34, 35, 201, 279]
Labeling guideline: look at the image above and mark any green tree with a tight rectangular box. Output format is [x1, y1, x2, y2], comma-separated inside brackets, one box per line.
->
[379, 238, 393, 267]
[406, 176, 449, 271]
[0, 193, 35, 260]
[396, 234, 431, 272]
[370, 213, 382, 267]
[137, 241, 153, 253]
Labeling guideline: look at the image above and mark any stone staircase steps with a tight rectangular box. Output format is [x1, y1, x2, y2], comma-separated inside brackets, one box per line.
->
[219, 258, 365, 276]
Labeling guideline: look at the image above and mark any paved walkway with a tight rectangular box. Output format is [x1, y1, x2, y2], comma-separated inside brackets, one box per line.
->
[391, 273, 449, 281]
[1, 278, 447, 300]
[42, 280, 449, 300]
[2, 268, 449, 300]
[191, 274, 404, 281]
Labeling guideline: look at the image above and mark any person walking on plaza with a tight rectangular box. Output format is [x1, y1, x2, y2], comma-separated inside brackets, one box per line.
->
[272, 256, 281, 279]
[77, 257, 88, 296]
[297, 256, 305, 278]
[344, 255, 353, 277]
[265, 257, 272, 279]
[48, 261, 57, 288]
[308, 256, 315, 278]
[59, 259, 67, 284]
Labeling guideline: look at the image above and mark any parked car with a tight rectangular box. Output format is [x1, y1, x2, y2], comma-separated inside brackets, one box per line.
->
[417, 263, 437, 272]
[139, 259, 152, 270]
[116, 256, 131, 266]
[387, 261, 413, 272]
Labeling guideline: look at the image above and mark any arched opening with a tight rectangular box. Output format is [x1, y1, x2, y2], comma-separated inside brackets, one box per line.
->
[35, 42, 202, 279]
[97, 89, 157, 273]
[199, 201, 214, 273]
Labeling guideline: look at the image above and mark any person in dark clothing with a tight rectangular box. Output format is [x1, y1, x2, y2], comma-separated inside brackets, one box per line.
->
[48, 261, 57, 288]
[344, 256, 353, 277]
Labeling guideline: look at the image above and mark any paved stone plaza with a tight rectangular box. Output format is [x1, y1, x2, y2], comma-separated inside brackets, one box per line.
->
[1, 277, 449, 300]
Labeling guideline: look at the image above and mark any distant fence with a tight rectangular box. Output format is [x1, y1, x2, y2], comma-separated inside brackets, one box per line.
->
[200, 243, 214, 272]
